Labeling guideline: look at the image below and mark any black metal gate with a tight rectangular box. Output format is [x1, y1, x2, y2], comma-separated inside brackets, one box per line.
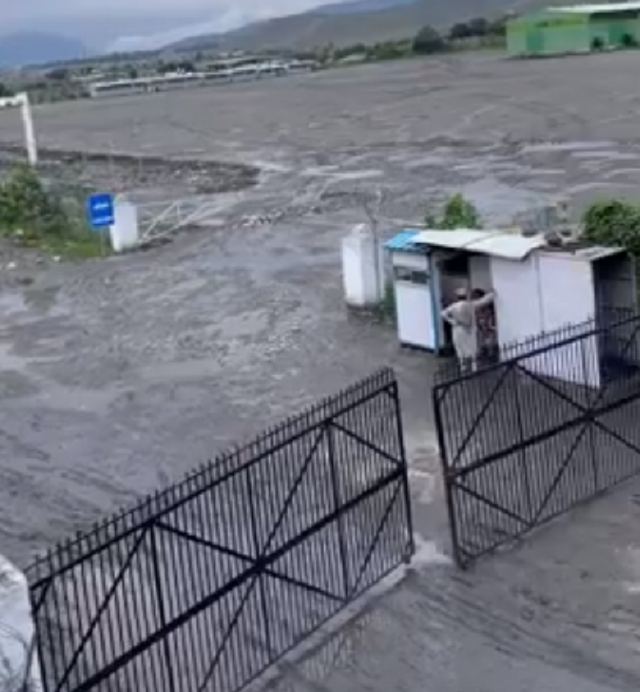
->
[28, 368, 414, 692]
[433, 313, 640, 568]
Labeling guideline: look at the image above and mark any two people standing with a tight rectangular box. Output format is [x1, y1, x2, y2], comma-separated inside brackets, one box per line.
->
[441, 287, 496, 372]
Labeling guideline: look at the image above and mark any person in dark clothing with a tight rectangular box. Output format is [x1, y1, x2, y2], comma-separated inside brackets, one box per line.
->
[471, 288, 498, 365]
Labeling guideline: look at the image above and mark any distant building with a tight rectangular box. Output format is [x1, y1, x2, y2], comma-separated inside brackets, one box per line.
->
[507, 2, 640, 57]
[88, 58, 319, 98]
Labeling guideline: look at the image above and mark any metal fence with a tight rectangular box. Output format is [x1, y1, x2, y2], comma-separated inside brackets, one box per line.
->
[28, 368, 414, 692]
[433, 312, 640, 568]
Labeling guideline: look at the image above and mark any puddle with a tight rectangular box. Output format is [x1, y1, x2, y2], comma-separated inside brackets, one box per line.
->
[0, 341, 32, 373]
[603, 167, 640, 180]
[0, 293, 28, 316]
[300, 166, 341, 176]
[0, 288, 64, 321]
[572, 151, 640, 161]
[568, 181, 638, 194]
[250, 160, 291, 173]
[36, 383, 124, 415]
[521, 141, 614, 154]
[402, 155, 450, 170]
[332, 169, 383, 181]
[136, 358, 225, 383]
[23, 287, 61, 314]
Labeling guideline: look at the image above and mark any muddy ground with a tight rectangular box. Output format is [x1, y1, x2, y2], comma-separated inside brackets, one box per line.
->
[1, 52, 640, 690]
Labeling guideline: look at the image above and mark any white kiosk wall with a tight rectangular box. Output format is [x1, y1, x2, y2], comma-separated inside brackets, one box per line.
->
[535, 253, 600, 387]
[490, 253, 600, 388]
[491, 254, 543, 345]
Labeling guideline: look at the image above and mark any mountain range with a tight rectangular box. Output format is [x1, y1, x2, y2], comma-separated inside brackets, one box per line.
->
[0, 32, 88, 69]
[0, 0, 523, 68]
[168, 0, 515, 53]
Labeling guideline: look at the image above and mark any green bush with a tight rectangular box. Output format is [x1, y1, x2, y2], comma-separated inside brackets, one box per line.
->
[413, 25, 446, 55]
[0, 163, 106, 258]
[621, 33, 637, 48]
[583, 199, 640, 255]
[425, 193, 483, 229]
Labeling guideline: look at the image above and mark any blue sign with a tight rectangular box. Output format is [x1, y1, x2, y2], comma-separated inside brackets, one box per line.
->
[87, 193, 114, 229]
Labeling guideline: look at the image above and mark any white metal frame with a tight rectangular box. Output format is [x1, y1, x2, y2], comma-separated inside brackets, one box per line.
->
[136, 197, 226, 246]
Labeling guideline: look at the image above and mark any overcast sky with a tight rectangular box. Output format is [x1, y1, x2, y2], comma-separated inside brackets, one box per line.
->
[2, 0, 346, 51]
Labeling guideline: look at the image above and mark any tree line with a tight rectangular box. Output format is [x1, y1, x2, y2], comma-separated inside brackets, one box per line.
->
[331, 15, 508, 63]
[413, 16, 507, 55]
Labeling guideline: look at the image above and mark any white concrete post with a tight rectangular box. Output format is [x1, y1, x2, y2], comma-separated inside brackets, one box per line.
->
[109, 197, 140, 252]
[20, 94, 38, 166]
[0, 92, 38, 165]
[341, 223, 385, 308]
[0, 555, 42, 692]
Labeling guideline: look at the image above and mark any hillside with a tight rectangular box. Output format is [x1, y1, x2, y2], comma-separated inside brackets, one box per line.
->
[314, 0, 420, 15]
[0, 32, 87, 68]
[167, 0, 516, 52]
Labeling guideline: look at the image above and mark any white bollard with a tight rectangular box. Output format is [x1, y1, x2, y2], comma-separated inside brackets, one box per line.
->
[0, 555, 42, 692]
[341, 223, 384, 308]
[109, 197, 140, 252]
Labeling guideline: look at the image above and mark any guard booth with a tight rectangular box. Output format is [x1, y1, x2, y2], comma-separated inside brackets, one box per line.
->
[386, 228, 639, 387]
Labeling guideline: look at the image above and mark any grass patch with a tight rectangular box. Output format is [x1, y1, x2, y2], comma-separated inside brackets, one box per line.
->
[0, 163, 109, 260]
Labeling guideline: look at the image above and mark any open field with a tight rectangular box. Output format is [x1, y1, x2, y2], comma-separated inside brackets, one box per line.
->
[1, 52, 640, 691]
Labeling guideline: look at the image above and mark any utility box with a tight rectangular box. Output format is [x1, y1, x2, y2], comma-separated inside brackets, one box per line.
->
[109, 197, 140, 252]
[385, 231, 442, 351]
[342, 224, 384, 308]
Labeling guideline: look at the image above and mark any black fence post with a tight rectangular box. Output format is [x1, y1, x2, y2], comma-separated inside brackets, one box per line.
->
[327, 421, 351, 601]
[391, 379, 415, 562]
[245, 459, 273, 657]
[512, 366, 534, 528]
[150, 523, 177, 692]
[581, 336, 600, 495]
[433, 383, 464, 568]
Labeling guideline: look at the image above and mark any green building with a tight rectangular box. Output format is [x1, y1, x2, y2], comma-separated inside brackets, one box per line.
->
[507, 2, 640, 57]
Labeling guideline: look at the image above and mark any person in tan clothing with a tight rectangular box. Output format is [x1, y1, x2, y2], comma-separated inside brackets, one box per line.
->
[442, 287, 496, 372]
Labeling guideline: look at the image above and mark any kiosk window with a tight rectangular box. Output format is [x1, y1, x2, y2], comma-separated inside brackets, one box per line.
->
[394, 267, 429, 284]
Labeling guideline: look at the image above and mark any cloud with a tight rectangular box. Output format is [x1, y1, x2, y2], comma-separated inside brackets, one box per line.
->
[2, 0, 348, 51]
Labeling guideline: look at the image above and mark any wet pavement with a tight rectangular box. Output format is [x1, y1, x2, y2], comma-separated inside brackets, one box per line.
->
[0, 52, 639, 690]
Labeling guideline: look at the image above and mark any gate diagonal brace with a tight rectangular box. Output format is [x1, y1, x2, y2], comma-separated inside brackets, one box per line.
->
[197, 573, 259, 692]
[155, 520, 344, 604]
[453, 479, 530, 528]
[350, 479, 404, 598]
[515, 363, 640, 458]
[514, 364, 640, 526]
[447, 363, 514, 470]
[330, 420, 404, 467]
[453, 368, 640, 481]
[260, 427, 326, 556]
[53, 527, 150, 692]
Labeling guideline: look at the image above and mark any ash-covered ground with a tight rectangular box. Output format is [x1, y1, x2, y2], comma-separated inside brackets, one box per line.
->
[0, 52, 640, 691]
